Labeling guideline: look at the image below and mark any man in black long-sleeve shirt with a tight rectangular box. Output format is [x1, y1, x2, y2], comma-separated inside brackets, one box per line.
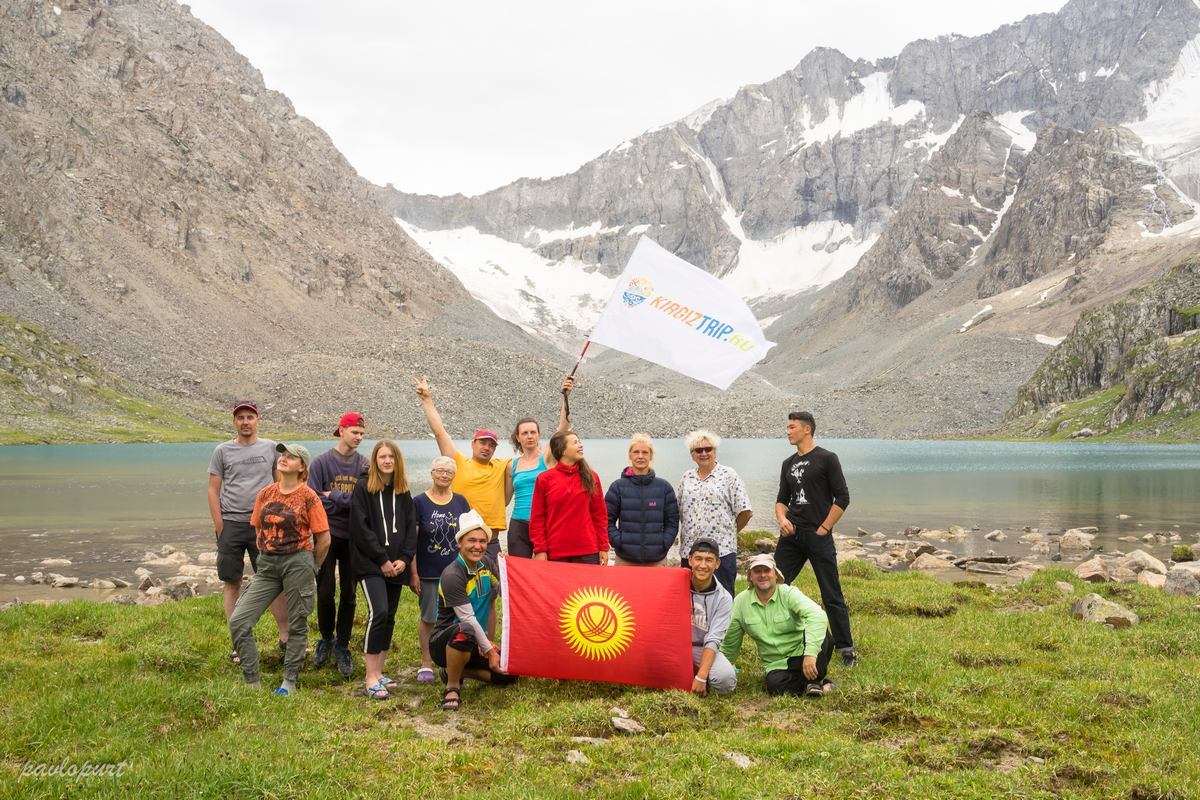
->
[774, 411, 856, 666]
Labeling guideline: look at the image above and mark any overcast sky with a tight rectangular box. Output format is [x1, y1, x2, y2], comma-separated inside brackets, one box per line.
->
[186, 1, 1066, 197]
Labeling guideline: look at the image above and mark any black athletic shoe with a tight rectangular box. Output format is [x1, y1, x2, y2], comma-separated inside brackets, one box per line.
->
[841, 650, 858, 668]
[312, 638, 334, 668]
[334, 643, 353, 679]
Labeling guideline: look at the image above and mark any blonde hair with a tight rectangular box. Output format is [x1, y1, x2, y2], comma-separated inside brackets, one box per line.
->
[628, 433, 654, 463]
[367, 440, 409, 494]
[685, 429, 720, 452]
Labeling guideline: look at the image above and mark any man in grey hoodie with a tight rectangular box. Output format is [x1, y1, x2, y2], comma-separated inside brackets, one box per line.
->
[688, 538, 737, 695]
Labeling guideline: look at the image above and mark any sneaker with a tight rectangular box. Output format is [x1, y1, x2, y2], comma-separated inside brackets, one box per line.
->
[272, 686, 290, 697]
[841, 650, 858, 668]
[334, 643, 353, 679]
[312, 638, 334, 668]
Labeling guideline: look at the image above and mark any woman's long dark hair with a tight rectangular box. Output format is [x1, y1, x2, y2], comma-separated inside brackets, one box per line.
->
[549, 430, 595, 496]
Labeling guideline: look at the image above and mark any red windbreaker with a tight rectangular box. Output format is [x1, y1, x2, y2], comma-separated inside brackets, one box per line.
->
[528, 462, 609, 559]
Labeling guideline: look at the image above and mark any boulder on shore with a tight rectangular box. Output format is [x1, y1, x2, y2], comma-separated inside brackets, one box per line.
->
[1074, 557, 1109, 583]
[910, 553, 957, 572]
[1164, 563, 1200, 596]
[1060, 529, 1097, 552]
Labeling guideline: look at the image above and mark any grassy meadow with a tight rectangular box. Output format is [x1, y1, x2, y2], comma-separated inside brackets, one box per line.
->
[1, 565, 1197, 799]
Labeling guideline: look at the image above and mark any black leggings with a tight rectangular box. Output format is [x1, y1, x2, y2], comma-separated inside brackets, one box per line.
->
[507, 519, 534, 558]
[359, 576, 402, 655]
[317, 536, 356, 646]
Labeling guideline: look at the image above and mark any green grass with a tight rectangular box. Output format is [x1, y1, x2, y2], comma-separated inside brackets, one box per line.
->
[1, 568, 1197, 798]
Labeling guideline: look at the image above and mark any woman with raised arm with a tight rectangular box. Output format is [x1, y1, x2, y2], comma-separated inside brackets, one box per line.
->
[529, 431, 609, 564]
[507, 376, 574, 558]
[349, 440, 417, 701]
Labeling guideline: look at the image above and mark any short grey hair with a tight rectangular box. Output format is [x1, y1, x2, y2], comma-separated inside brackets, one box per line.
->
[431, 455, 456, 473]
[685, 430, 720, 452]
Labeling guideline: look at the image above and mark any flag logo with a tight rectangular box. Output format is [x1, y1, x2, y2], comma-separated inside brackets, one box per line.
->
[621, 277, 654, 307]
[559, 586, 635, 660]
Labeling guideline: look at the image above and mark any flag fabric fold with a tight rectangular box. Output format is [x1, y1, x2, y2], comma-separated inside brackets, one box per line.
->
[499, 556, 693, 691]
[587, 236, 776, 389]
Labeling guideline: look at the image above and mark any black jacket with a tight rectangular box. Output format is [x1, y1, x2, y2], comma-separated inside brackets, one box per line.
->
[604, 468, 680, 563]
[349, 481, 417, 583]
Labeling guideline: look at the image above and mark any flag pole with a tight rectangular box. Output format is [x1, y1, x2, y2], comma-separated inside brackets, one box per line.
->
[563, 338, 590, 424]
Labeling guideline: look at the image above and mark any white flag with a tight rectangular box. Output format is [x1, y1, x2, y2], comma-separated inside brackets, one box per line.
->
[588, 237, 775, 390]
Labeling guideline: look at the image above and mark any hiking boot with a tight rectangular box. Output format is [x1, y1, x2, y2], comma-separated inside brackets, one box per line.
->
[334, 643, 353, 679]
[312, 638, 334, 668]
[841, 650, 858, 668]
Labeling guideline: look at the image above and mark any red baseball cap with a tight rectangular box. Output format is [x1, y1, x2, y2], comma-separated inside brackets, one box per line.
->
[472, 429, 499, 443]
[334, 412, 366, 436]
[232, 400, 258, 415]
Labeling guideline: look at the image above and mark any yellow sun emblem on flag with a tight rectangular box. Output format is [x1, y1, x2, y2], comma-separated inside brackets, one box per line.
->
[559, 586, 636, 661]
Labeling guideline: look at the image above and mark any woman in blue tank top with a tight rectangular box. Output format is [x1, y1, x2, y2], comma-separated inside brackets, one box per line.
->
[507, 376, 574, 557]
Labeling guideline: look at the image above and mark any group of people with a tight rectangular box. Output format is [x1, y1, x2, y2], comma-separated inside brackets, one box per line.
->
[206, 377, 855, 705]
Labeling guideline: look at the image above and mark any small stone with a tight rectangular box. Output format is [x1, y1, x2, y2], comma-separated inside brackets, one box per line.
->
[159, 545, 176, 556]
[39, 558, 72, 567]
[569, 737, 608, 745]
[566, 750, 589, 764]
[1074, 556, 1109, 583]
[1030, 543, 1051, 554]
[197, 551, 218, 566]
[611, 716, 646, 734]
[870, 532, 886, 540]
[1165, 564, 1200, 596]
[1117, 514, 1131, 520]
[110, 578, 130, 588]
[1060, 529, 1097, 552]
[138, 575, 154, 591]
[752, 537, 775, 554]
[29, 571, 44, 584]
[1055, 581, 1074, 596]
[107, 595, 136, 606]
[50, 574, 80, 588]
[965, 562, 1009, 575]
[13, 576, 25, 584]
[610, 706, 629, 719]
[724, 752, 754, 769]
[134, 567, 152, 579]
[947, 525, 967, 538]
[1027, 756, 1046, 765]
[1070, 593, 1138, 627]
[1020, 531, 1045, 544]
[984, 530, 1006, 541]
[92, 579, 116, 589]
[856, 527, 868, 536]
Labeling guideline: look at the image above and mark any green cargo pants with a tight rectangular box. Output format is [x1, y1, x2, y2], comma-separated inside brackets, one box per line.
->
[229, 549, 316, 685]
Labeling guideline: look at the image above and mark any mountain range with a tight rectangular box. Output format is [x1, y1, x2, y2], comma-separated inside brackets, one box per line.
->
[1, 0, 1197, 442]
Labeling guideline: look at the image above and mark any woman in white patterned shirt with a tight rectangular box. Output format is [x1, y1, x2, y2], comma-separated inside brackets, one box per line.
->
[676, 430, 752, 595]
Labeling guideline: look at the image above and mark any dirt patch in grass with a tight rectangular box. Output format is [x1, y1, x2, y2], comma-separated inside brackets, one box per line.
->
[858, 597, 959, 618]
[952, 650, 1021, 668]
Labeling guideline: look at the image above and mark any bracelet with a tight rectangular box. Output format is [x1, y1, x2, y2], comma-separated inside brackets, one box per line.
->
[818, 525, 829, 533]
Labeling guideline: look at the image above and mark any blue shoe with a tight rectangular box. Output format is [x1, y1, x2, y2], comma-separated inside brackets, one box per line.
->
[272, 686, 290, 697]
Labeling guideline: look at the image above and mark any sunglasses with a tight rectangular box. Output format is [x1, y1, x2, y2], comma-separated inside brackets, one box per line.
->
[691, 446, 714, 454]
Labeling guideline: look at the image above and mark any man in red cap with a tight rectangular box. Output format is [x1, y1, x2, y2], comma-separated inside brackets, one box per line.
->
[305, 412, 368, 678]
[413, 378, 511, 558]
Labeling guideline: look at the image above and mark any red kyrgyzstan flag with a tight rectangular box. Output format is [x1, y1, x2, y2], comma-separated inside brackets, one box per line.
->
[499, 556, 694, 691]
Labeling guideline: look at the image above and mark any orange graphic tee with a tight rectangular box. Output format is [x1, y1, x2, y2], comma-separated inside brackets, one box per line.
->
[250, 483, 329, 555]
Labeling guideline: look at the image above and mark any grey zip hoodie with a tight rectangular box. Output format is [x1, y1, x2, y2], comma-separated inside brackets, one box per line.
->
[690, 578, 733, 651]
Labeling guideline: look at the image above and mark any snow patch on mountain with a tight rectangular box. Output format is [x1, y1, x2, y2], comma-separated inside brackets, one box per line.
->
[722, 221, 876, 299]
[994, 110, 1037, 152]
[395, 219, 614, 351]
[801, 72, 925, 145]
[1129, 33, 1200, 202]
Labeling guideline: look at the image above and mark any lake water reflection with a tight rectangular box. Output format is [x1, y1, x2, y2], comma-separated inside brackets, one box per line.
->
[0, 438, 1197, 582]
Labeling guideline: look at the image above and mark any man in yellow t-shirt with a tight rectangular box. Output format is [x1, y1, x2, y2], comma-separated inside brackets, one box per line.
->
[414, 377, 512, 557]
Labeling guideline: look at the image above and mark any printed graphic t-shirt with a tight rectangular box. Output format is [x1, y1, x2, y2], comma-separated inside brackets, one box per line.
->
[251, 483, 329, 555]
[452, 451, 511, 532]
[207, 438, 278, 522]
[413, 492, 471, 579]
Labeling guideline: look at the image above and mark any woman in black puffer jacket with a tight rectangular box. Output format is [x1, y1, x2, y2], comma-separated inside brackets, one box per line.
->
[604, 434, 680, 566]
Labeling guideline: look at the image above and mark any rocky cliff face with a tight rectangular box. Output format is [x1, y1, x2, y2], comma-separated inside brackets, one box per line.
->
[385, 0, 1200, 343]
[1006, 255, 1200, 432]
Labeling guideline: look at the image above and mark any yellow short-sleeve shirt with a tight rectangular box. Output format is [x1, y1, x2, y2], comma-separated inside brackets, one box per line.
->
[452, 451, 511, 532]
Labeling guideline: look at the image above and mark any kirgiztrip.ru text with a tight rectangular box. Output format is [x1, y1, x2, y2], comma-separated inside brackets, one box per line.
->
[648, 296, 756, 351]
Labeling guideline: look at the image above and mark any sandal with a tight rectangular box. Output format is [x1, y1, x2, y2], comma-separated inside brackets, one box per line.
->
[440, 687, 461, 711]
[365, 682, 390, 701]
[379, 676, 396, 688]
[416, 668, 435, 684]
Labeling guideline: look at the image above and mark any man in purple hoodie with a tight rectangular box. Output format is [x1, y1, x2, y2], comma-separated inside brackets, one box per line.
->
[306, 412, 369, 678]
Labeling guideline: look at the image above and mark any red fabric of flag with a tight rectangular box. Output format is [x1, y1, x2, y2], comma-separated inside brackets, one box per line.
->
[499, 556, 693, 691]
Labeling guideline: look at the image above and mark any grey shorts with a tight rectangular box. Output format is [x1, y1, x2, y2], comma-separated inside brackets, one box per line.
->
[216, 519, 258, 583]
[415, 578, 439, 624]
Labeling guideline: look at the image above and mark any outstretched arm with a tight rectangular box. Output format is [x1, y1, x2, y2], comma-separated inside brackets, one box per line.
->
[413, 375, 456, 458]
[543, 376, 575, 467]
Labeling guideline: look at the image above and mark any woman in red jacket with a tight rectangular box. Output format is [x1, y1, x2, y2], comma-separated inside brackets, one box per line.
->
[529, 431, 609, 564]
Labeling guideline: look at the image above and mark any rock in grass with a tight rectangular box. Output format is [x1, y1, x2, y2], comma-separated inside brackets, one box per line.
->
[1137, 572, 1166, 589]
[1165, 564, 1200, 596]
[1118, 550, 1167, 575]
[1074, 557, 1109, 583]
[570, 737, 608, 746]
[1070, 593, 1138, 627]
[724, 752, 754, 769]
[752, 538, 775, 554]
[1055, 581, 1075, 596]
[566, 750, 589, 764]
[611, 716, 646, 734]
